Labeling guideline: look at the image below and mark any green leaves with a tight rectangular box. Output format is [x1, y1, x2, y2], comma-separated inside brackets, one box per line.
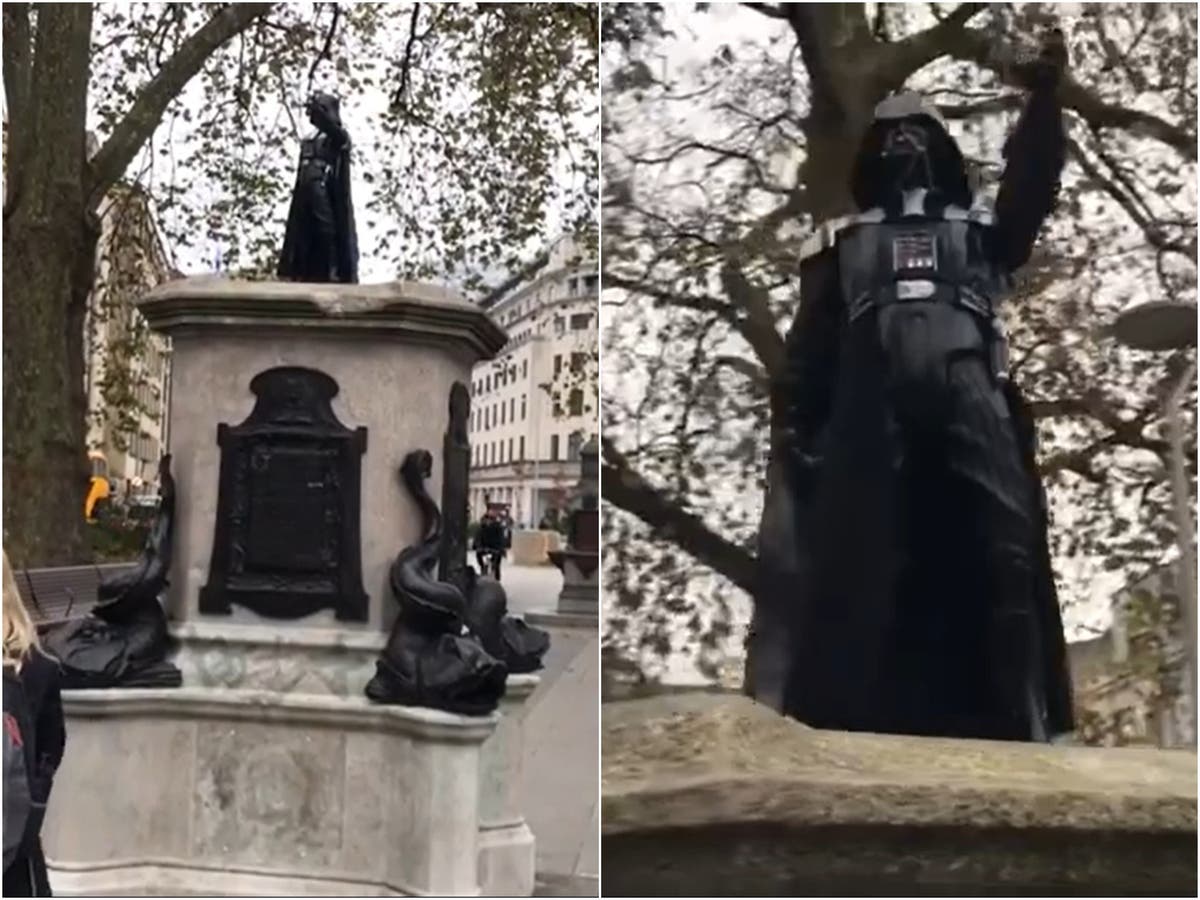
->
[84, 2, 596, 286]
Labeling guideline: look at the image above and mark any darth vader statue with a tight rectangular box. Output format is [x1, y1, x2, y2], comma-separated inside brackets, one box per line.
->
[277, 91, 359, 283]
[751, 31, 1073, 743]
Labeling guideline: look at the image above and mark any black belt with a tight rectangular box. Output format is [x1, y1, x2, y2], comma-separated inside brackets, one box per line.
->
[848, 280, 994, 322]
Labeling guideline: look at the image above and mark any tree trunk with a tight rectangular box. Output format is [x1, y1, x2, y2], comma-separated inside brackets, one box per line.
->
[2, 4, 94, 568]
[3, 206, 99, 567]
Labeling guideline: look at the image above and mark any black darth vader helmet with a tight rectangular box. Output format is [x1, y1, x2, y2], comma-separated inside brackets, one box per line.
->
[850, 92, 971, 211]
[306, 91, 343, 128]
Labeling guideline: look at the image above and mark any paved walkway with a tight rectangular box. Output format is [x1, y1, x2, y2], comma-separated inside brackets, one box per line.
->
[499, 564, 599, 891]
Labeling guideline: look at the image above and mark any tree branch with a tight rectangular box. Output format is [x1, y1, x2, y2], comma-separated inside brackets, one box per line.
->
[604, 270, 786, 377]
[305, 2, 342, 93]
[391, 3, 421, 113]
[1067, 134, 1196, 260]
[717, 261, 787, 378]
[949, 26, 1195, 154]
[88, 2, 273, 204]
[602, 439, 756, 593]
[876, 2, 988, 92]
[479, 249, 550, 308]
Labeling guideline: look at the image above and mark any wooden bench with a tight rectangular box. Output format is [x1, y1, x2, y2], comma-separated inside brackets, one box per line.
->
[12, 563, 139, 624]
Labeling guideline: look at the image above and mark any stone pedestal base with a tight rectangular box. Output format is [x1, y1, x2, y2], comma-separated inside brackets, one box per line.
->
[44, 689, 497, 897]
[478, 674, 539, 896]
[478, 823, 536, 897]
[547, 550, 598, 619]
[169, 621, 384, 697]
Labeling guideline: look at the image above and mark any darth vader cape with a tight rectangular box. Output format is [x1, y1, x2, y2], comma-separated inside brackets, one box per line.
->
[748, 225, 1073, 740]
[277, 135, 359, 284]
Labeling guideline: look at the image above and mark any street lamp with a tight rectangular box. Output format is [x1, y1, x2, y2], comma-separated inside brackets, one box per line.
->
[1112, 299, 1197, 745]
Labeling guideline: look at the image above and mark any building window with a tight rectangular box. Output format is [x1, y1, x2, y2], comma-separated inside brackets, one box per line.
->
[519, 435, 525, 460]
[571, 352, 587, 373]
[553, 354, 562, 377]
[585, 274, 598, 293]
[508, 437, 514, 462]
[485, 375, 490, 393]
[550, 434, 559, 461]
[484, 407, 490, 430]
[522, 360, 528, 378]
[521, 395, 527, 420]
[554, 316, 565, 336]
[568, 388, 585, 417]
[500, 402, 506, 426]
[568, 431, 583, 461]
[570, 313, 590, 331]
[509, 397, 515, 421]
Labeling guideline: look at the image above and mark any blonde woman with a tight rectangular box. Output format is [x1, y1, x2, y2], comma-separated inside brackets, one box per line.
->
[3, 551, 65, 897]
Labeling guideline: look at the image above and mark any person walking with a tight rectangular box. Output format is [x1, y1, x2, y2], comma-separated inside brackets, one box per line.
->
[473, 511, 507, 581]
[3, 551, 66, 897]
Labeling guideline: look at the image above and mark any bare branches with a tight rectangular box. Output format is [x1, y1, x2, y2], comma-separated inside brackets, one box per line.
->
[1067, 133, 1197, 261]
[602, 439, 757, 593]
[948, 26, 1196, 154]
[87, 3, 272, 205]
[305, 2, 342, 94]
[1031, 387, 1173, 485]
[717, 261, 787, 377]
[877, 2, 988, 92]
[391, 3, 420, 113]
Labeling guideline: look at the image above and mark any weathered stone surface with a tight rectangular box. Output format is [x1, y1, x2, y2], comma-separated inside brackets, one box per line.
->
[479, 674, 540, 897]
[138, 277, 506, 358]
[170, 621, 383, 697]
[603, 693, 1197, 896]
[45, 688, 498, 897]
[156, 279, 505, 633]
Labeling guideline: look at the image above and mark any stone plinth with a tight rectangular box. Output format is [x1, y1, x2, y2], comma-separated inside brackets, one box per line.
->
[137, 277, 505, 635]
[478, 673, 539, 896]
[169, 621, 384, 697]
[44, 688, 498, 897]
[603, 693, 1198, 897]
[547, 549, 598, 619]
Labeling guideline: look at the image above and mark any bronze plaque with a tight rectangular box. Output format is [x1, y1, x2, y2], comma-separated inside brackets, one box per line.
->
[200, 367, 368, 620]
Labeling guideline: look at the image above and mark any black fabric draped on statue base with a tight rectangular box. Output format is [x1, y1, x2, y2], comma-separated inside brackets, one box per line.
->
[750, 49, 1074, 743]
[40, 456, 182, 690]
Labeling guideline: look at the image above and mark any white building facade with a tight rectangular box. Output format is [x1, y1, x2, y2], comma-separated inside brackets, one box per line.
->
[84, 184, 173, 501]
[469, 239, 598, 528]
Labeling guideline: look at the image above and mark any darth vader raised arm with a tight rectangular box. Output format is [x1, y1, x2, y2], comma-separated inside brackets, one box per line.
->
[993, 27, 1069, 270]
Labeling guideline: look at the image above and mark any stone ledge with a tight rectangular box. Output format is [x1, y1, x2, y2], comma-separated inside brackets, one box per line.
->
[526, 609, 598, 630]
[602, 694, 1197, 896]
[61, 687, 498, 743]
[138, 276, 506, 360]
[48, 857, 405, 898]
